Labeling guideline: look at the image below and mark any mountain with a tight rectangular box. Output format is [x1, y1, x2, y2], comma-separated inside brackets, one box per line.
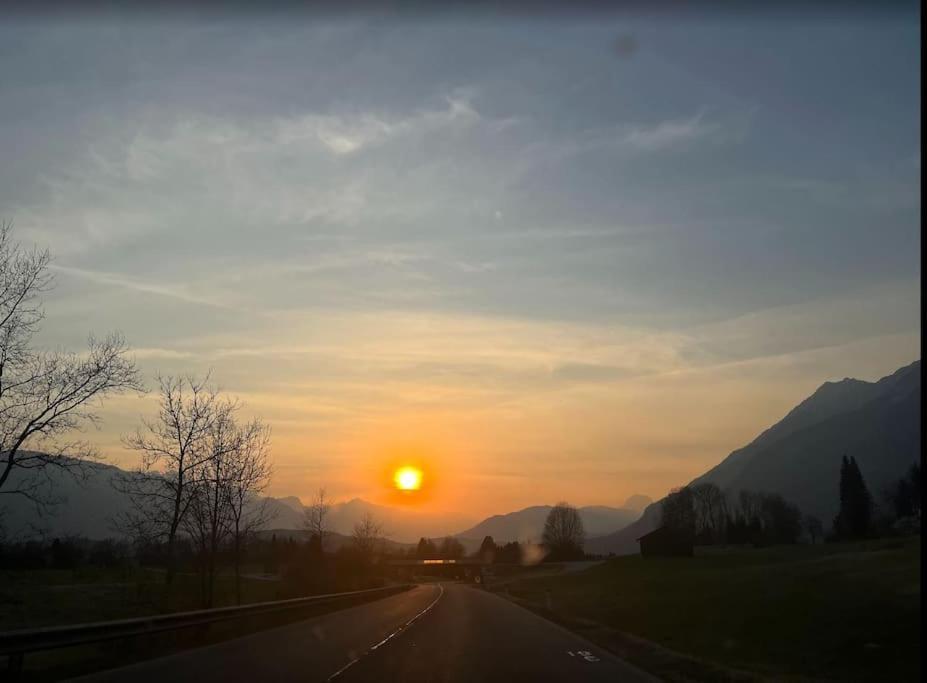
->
[622, 494, 653, 514]
[259, 497, 306, 530]
[0, 461, 473, 544]
[0, 457, 131, 540]
[275, 496, 307, 516]
[454, 504, 640, 544]
[254, 529, 415, 553]
[587, 360, 921, 556]
[314, 498, 475, 544]
[0, 458, 305, 541]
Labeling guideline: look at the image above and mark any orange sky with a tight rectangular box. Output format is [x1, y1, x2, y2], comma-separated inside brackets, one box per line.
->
[85, 309, 918, 520]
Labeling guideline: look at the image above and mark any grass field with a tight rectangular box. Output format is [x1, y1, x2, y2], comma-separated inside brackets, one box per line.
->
[501, 537, 920, 682]
[0, 566, 283, 630]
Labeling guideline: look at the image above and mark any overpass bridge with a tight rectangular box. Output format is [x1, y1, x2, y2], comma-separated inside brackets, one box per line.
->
[386, 558, 489, 583]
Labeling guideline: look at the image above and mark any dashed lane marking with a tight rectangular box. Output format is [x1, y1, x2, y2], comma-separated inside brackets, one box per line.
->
[567, 650, 600, 662]
[327, 584, 445, 681]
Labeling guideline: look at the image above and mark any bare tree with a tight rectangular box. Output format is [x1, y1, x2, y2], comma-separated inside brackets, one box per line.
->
[226, 417, 272, 604]
[303, 487, 330, 550]
[661, 486, 696, 536]
[691, 482, 727, 543]
[182, 404, 240, 607]
[351, 511, 383, 559]
[738, 490, 762, 520]
[114, 374, 223, 586]
[803, 514, 823, 544]
[542, 502, 585, 559]
[0, 221, 142, 507]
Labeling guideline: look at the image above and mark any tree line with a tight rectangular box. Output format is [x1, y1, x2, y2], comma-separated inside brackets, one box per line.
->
[660, 456, 921, 547]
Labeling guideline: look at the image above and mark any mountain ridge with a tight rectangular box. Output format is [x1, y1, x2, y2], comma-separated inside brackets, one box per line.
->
[452, 503, 640, 543]
[587, 360, 920, 556]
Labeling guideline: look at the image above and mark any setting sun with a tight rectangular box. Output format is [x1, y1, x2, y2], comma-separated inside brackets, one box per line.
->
[393, 466, 423, 491]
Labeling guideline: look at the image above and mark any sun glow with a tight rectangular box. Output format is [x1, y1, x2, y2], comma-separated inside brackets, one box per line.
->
[394, 466, 424, 491]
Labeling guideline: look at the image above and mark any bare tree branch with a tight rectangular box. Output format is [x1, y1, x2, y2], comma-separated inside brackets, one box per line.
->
[0, 222, 142, 507]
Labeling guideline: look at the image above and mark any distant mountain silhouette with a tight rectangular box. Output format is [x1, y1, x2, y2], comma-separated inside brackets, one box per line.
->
[254, 528, 415, 553]
[316, 497, 475, 543]
[622, 494, 653, 514]
[0, 463, 473, 544]
[587, 360, 921, 556]
[0, 457, 133, 540]
[454, 504, 640, 544]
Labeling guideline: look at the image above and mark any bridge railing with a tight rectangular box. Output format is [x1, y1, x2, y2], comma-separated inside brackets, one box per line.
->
[0, 583, 412, 675]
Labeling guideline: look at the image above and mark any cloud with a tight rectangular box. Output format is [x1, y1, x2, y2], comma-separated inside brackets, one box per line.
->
[676, 280, 920, 368]
[274, 90, 483, 156]
[621, 110, 720, 151]
[49, 265, 236, 310]
[1, 19, 918, 516]
[550, 362, 639, 384]
[131, 347, 197, 360]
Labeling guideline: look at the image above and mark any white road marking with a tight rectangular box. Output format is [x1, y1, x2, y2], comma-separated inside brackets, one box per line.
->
[567, 649, 600, 662]
[327, 584, 445, 681]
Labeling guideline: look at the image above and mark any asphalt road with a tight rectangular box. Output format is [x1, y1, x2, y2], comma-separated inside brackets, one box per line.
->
[72, 583, 658, 682]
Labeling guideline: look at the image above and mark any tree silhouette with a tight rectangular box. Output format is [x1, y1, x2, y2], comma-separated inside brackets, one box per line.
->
[885, 462, 921, 521]
[302, 487, 330, 551]
[478, 535, 497, 563]
[756, 492, 802, 545]
[661, 486, 696, 539]
[416, 537, 437, 559]
[495, 541, 521, 564]
[834, 455, 873, 539]
[0, 222, 142, 506]
[351, 511, 383, 559]
[439, 536, 465, 559]
[803, 514, 823, 544]
[691, 482, 727, 543]
[542, 501, 585, 560]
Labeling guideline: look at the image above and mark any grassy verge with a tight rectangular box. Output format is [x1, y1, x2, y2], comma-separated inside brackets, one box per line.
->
[492, 537, 920, 682]
[0, 567, 283, 629]
[6, 584, 411, 681]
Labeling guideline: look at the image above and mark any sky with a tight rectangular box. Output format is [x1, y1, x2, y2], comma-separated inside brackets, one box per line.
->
[0, 7, 920, 522]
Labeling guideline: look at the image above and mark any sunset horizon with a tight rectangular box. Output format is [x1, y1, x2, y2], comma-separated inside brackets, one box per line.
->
[3, 13, 919, 524]
[0, 6, 920, 680]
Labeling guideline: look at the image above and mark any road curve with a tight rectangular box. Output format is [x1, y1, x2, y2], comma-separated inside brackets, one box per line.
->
[71, 583, 658, 682]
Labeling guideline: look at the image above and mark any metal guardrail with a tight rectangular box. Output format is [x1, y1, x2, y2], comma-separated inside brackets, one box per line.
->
[0, 583, 412, 673]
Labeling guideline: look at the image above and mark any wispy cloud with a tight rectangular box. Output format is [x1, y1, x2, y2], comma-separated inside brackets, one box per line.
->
[274, 90, 483, 156]
[621, 111, 720, 151]
[49, 265, 236, 310]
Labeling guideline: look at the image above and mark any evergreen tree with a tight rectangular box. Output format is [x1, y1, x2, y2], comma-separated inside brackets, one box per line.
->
[439, 536, 465, 559]
[886, 462, 921, 521]
[478, 535, 497, 563]
[834, 455, 873, 539]
[848, 456, 873, 536]
[415, 537, 438, 559]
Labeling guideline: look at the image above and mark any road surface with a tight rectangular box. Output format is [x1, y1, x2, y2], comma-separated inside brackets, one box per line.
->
[72, 583, 658, 682]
